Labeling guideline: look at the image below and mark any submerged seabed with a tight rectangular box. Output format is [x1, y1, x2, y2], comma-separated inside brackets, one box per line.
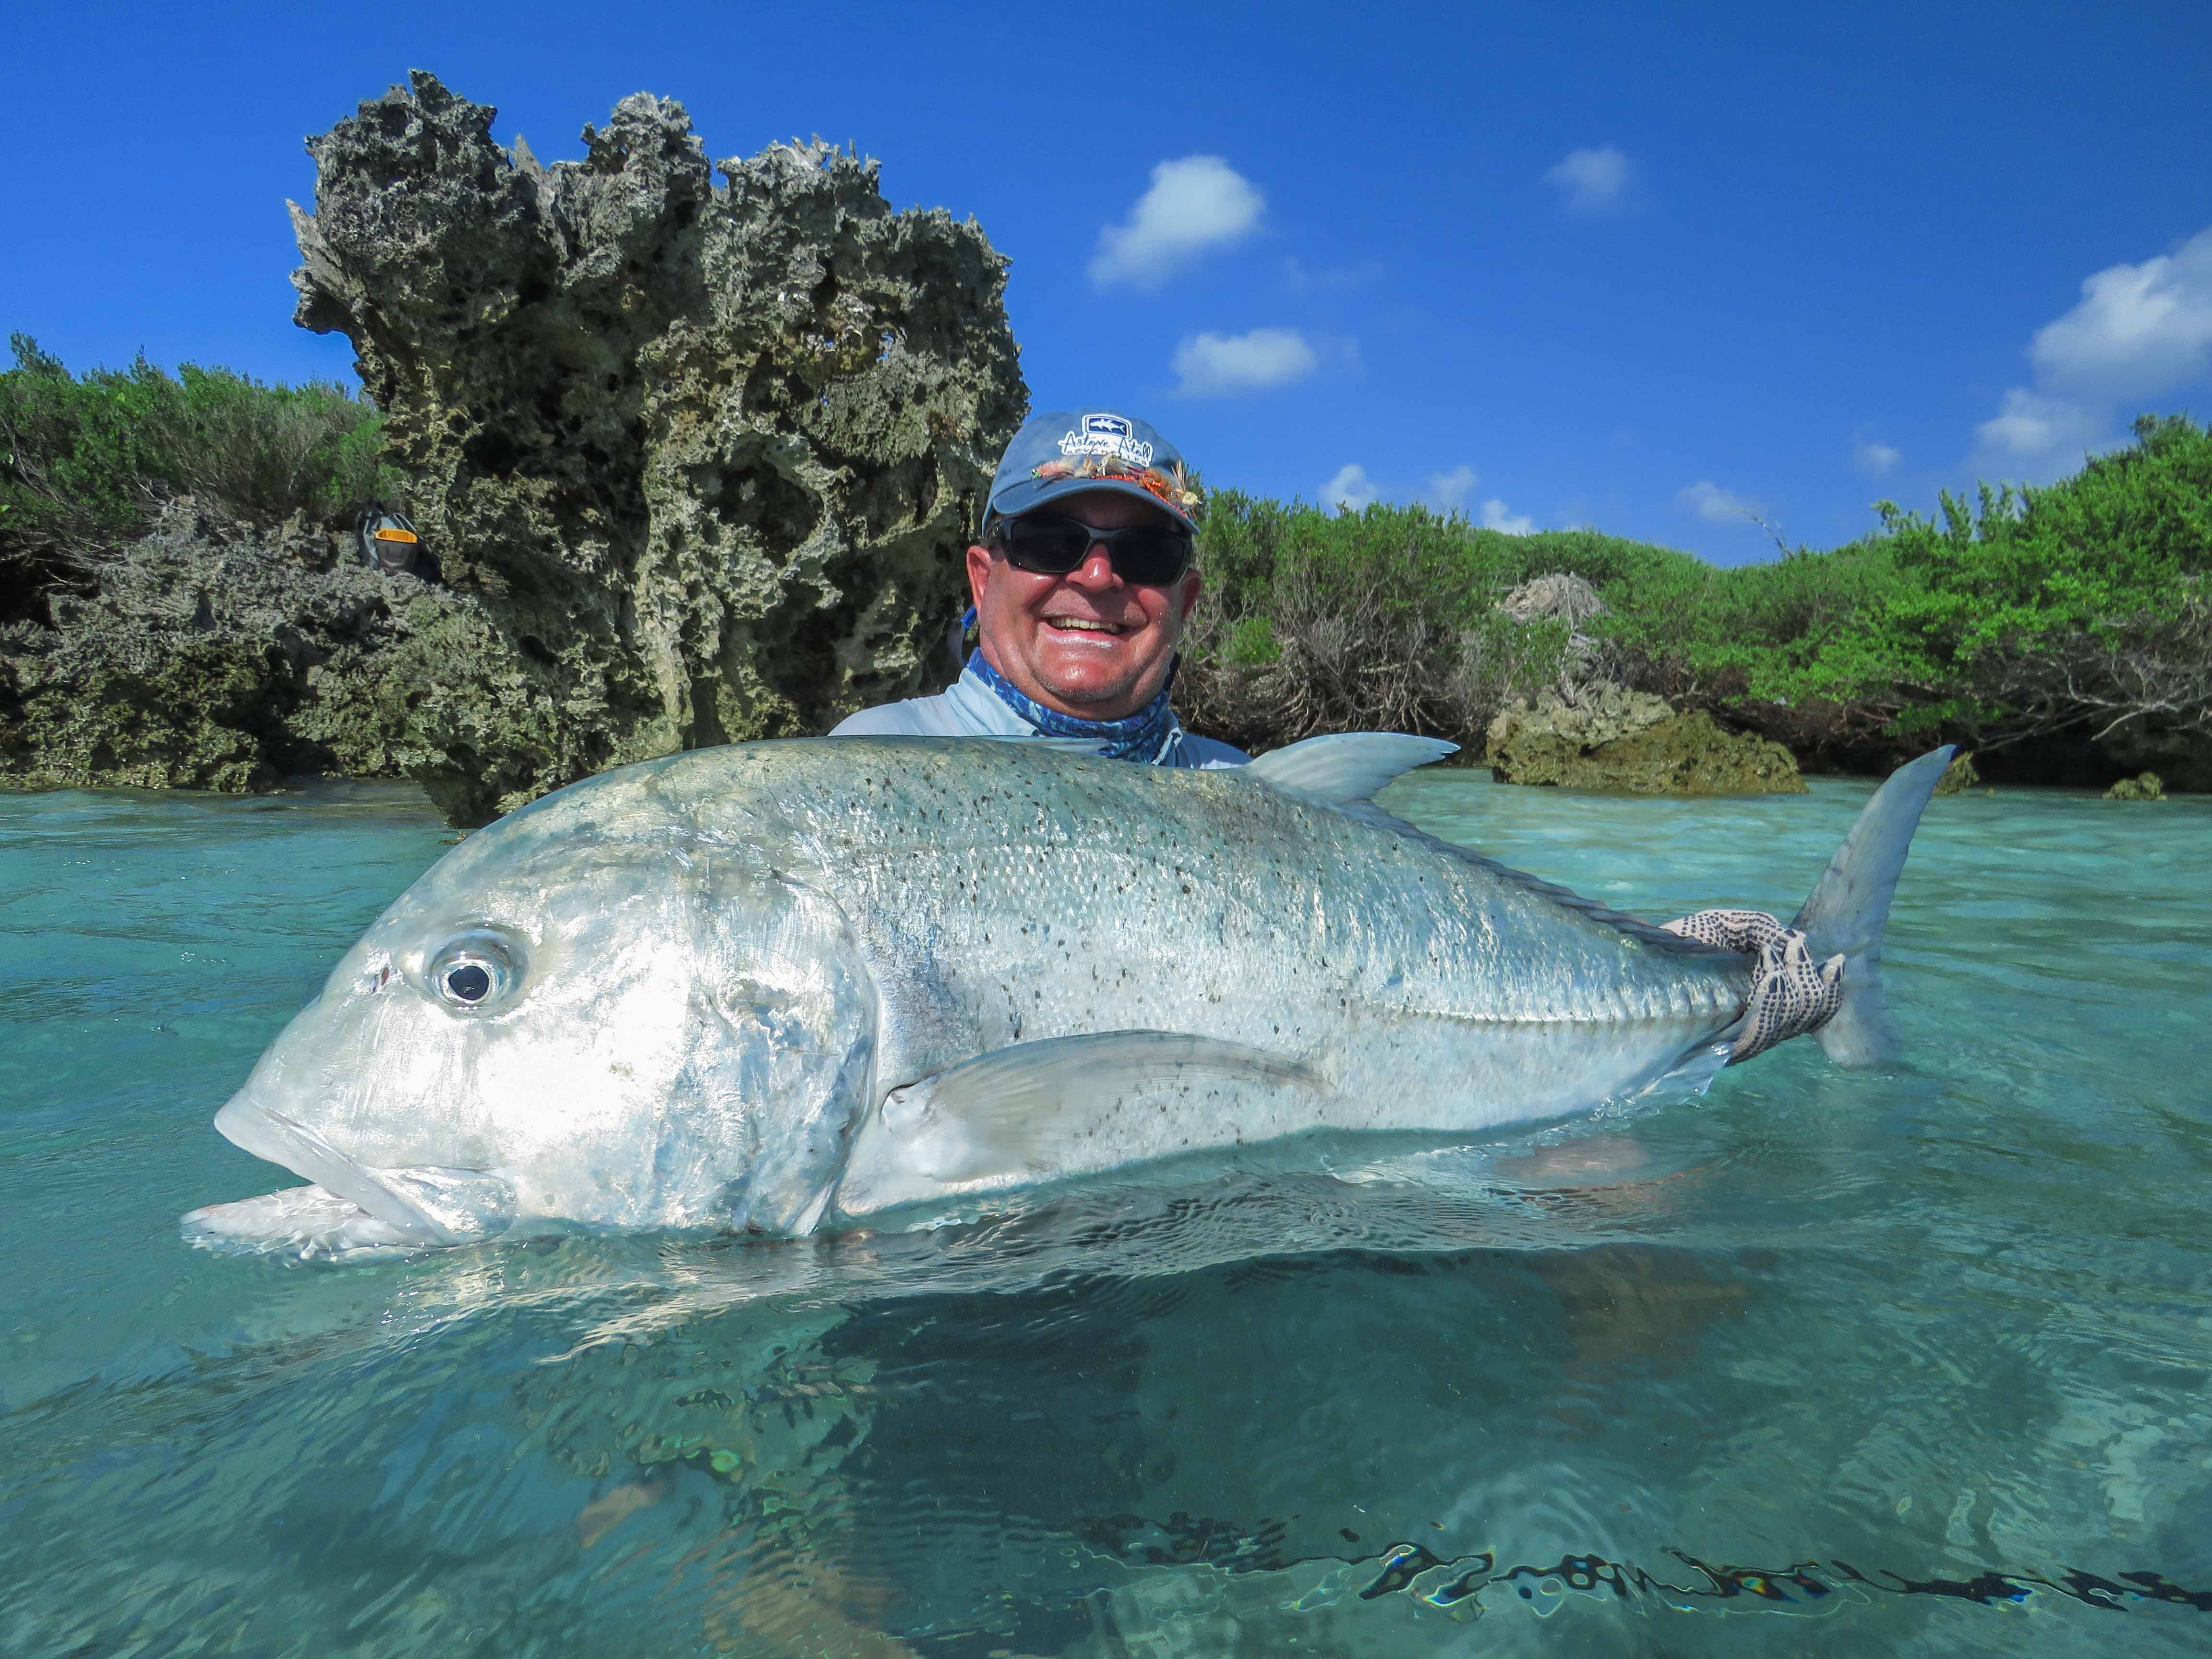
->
[1, 772, 2208, 1657]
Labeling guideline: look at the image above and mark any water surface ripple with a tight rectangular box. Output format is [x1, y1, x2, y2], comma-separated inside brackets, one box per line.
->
[1, 773, 2208, 1656]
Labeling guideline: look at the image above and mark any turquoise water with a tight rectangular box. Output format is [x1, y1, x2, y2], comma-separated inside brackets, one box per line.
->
[2, 770, 2209, 1656]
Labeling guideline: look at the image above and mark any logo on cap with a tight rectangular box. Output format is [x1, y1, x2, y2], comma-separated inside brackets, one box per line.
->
[1059, 412, 1155, 469]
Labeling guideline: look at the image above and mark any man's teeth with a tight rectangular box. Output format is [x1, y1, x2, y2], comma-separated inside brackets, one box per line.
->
[1047, 617, 1122, 633]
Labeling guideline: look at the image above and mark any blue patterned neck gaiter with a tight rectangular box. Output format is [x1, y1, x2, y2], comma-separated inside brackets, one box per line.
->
[967, 649, 1180, 763]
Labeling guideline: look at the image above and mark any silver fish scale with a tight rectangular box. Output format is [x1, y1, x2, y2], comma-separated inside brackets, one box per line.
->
[656, 739, 1755, 1141]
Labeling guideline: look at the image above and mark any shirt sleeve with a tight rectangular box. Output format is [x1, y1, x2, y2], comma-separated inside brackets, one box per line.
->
[829, 693, 982, 738]
[829, 703, 927, 736]
[1176, 733, 1252, 768]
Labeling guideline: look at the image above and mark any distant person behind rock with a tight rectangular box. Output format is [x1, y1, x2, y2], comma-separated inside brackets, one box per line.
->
[832, 410, 1248, 768]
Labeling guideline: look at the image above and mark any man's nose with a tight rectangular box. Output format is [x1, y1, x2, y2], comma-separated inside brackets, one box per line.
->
[1066, 545, 1122, 589]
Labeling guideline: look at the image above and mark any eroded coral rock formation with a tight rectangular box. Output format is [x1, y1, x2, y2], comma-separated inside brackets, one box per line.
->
[1486, 686, 1808, 794]
[286, 72, 1024, 820]
[0, 501, 485, 793]
[1, 72, 1029, 820]
[1497, 572, 1605, 630]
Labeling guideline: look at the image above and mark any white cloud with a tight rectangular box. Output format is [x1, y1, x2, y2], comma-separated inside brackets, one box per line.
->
[1974, 389, 2104, 461]
[1419, 467, 1535, 529]
[1678, 480, 1759, 523]
[1969, 225, 2212, 476]
[2029, 227, 2212, 401]
[1854, 440, 1901, 477]
[1544, 146, 1639, 217]
[1170, 327, 1321, 397]
[1090, 156, 1264, 289]
[1321, 464, 1381, 511]
[1429, 465, 1477, 510]
[1481, 498, 1535, 535]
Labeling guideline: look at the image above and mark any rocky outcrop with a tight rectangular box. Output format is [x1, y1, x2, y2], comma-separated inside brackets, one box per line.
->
[1483, 574, 1807, 794]
[1498, 572, 1605, 630]
[280, 72, 1023, 820]
[2094, 728, 2207, 793]
[4, 75, 1024, 823]
[1486, 682, 1807, 795]
[0, 501, 493, 797]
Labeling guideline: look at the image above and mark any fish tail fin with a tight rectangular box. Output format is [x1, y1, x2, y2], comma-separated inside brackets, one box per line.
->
[1788, 745, 1955, 1068]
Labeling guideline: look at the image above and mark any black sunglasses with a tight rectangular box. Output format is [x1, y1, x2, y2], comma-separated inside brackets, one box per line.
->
[992, 514, 1194, 587]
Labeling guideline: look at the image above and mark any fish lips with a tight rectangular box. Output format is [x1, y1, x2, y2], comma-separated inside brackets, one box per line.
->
[210, 1096, 516, 1248]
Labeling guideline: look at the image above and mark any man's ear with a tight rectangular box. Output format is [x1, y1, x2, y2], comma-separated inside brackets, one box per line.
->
[1176, 565, 1202, 622]
[965, 542, 994, 612]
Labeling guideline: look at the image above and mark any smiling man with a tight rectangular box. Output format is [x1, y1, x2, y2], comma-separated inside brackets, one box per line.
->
[831, 409, 1249, 768]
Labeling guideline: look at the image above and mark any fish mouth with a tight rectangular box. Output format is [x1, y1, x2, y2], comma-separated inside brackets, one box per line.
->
[202, 1097, 514, 1250]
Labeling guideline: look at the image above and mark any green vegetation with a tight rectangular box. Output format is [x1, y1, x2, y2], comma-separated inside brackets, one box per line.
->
[1180, 491, 1601, 747]
[0, 337, 393, 608]
[5, 332, 2204, 785]
[1187, 415, 2212, 770]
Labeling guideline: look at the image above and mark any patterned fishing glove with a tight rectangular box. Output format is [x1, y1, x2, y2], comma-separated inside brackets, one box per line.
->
[1660, 908, 1846, 1063]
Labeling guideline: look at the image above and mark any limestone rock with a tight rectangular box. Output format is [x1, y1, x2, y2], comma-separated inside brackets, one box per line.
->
[2105, 771, 2166, 800]
[1498, 572, 1605, 628]
[1495, 570, 1614, 696]
[0, 501, 489, 799]
[2096, 724, 2207, 793]
[1486, 685, 1807, 795]
[284, 71, 1024, 820]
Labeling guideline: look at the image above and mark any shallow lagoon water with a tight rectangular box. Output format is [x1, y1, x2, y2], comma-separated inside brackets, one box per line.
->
[2, 770, 2209, 1656]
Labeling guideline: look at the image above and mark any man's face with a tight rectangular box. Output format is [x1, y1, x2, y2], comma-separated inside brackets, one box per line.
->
[967, 489, 1202, 722]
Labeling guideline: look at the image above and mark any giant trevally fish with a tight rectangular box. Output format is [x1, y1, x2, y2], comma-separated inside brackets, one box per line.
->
[182, 736, 1954, 1258]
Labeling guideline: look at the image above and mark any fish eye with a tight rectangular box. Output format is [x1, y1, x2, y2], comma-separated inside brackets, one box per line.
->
[445, 963, 492, 1002]
[427, 929, 525, 1012]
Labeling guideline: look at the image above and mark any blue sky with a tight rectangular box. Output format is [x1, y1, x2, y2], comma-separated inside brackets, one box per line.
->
[5, 0, 2208, 563]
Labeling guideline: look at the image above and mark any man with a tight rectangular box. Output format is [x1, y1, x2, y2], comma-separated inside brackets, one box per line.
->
[832, 409, 1248, 767]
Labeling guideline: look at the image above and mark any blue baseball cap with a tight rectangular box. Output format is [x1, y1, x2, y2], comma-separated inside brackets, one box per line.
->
[980, 409, 1204, 537]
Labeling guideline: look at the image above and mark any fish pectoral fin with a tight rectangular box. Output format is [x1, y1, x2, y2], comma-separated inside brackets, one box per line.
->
[880, 1030, 1331, 1183]
[1243, 733, 1456, 807]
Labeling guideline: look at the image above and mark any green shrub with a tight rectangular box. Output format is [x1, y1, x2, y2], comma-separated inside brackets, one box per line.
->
[0, 336, 396, 585]
[1220, 613, 1281, 666]
[1183, 495, 1583, 747]
[1598, 414, 2212, 748]
[1184, 416, 2212, 759]
[1855, 416, 2212, 740]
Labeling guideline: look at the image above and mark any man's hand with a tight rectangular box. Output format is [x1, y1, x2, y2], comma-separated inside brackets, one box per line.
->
[1661, 908, 1845, 1062]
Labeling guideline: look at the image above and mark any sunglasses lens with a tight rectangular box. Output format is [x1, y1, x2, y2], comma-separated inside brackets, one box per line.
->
[1110, 529, 1191, 586]
[998, 517, 1193, 585]
[1000, 519, 1092, 573]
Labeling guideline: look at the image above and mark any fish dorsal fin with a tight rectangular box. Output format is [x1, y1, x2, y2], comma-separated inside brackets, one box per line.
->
[1244, 733, 1457, 807]
[836, 1032, 1332, 1216]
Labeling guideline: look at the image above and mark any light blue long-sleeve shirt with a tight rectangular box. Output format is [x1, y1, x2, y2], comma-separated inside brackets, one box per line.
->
[830, 663, 1250, 769]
